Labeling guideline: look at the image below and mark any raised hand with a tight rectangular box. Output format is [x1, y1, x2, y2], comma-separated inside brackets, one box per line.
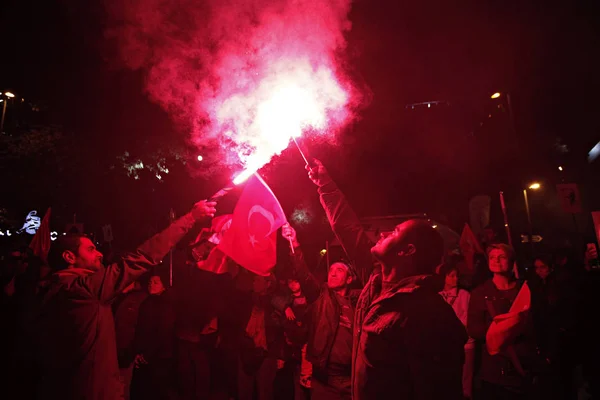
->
[191, 200, 217, 221]
[285, 306, 297, 321]
[306, 159, 332, 187]
[281, 223, 299, 247]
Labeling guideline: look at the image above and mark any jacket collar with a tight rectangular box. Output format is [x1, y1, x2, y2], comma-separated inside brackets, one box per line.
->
[361, 273, 434, 309]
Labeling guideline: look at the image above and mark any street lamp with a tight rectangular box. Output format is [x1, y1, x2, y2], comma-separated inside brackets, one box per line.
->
[1, 91, 16, 133]
[523, 183, 541, 255]
[491, 92, 501, 99]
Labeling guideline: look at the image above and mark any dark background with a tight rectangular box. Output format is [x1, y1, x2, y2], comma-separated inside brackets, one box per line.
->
[1, 0, 599, 260]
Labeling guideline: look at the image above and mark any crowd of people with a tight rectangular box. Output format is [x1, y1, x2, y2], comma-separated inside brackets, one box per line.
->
[1, 160, 599, 400]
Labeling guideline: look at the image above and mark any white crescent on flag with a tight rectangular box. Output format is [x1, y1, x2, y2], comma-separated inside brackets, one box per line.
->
[247, 205, 276, 247]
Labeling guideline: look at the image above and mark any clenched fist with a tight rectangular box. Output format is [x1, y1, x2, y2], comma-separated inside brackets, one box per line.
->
[282, 223, 299, 248]
[306, 159, 332, 187]
[191, 200, 217, 221]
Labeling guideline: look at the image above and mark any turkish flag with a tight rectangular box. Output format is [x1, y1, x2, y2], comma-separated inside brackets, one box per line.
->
[29, 207, 51, 262]
[219, 174, 287, 276]
[459, 223, 483, 272]
[486, 283, 531, 356]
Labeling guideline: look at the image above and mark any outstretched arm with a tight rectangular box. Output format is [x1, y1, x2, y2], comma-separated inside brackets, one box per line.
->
[76, 200, 217, 303]
[282, 224, 322, 303]
[307, 160, 374, 285]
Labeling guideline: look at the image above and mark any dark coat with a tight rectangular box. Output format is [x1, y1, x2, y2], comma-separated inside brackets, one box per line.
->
[113, 289, 148, 367]
[289, 250, 361, 373]
[467, 279, 538, 389]
[352, 274, 467, 400]
[36, 213, 197, 400]
[315, 180, 466, 399]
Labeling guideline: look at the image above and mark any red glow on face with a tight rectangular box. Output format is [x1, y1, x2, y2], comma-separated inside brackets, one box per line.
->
[105, 0, 360, 178]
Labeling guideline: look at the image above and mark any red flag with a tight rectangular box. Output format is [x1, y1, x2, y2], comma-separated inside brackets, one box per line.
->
[29, 207, 51, 262]
[486, 282, 531, 355]
[192, 215, 238, 275]
[219, 175, 287, 276]
[459, 223, 483, 272]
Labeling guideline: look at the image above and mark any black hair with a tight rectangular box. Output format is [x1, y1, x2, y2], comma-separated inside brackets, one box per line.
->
[47, 233, 86, 270]
[404, 219, 444, 274]
[533, 254, 553, 269]
[437, 262, 459, 278]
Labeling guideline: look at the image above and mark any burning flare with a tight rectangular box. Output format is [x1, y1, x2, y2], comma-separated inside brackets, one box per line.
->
[105, 0, 359, 181]
[220, 58, 348, 184]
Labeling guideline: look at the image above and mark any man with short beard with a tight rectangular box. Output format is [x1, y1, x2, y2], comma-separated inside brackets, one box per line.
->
[306, 160, 467, 400]
[36, 200, 216, 400]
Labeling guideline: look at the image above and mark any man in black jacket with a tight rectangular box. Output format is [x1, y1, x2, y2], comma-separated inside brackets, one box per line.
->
[282, 224, 362, 400]
[306, 159, 467, 400]
[36, 200, 216, 400]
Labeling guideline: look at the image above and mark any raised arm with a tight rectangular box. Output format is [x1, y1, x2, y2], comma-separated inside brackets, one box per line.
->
[77, 200, 216, 303]
[281, 223, 322, 303]
[306, 160, 374, 285]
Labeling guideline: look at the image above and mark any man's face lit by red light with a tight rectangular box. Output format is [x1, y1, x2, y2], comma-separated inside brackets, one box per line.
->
[66, 237, 104, 271]
[327, 262, 352, 290]
[488, 248, 510, 275]
[371, 221, 413, 263]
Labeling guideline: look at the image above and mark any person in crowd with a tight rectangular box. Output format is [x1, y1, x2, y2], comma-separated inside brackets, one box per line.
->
[130, 273, 176, 400]
[281, 224, 360, 400]
[271, 271, 310, 400]
[467, 243, 538, 399]
[580, 243, 600, 399]
[36, 200, 216, 400]
[528, 255, 558, 355]
[2, 248, 44, 399]
[113, 280, 148, 400]
[547, 247, 582, 400]
[306, 159, 467, 400]
[230, 271, 281, 400]
[438, 263, 476, 399]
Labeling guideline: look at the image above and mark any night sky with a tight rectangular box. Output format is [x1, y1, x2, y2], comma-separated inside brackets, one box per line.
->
[1, 0, 599, 252]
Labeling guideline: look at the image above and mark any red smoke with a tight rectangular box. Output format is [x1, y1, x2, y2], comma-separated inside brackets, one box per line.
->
[105, 0, 360, 176]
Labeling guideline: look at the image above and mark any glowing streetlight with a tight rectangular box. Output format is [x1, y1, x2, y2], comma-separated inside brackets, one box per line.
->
[491, 92, 501, 99]
[197, 155, 203, 161]
[4, 92, 15, 98]
[558, 166, 563, 171]
[523, 182, 542, 256]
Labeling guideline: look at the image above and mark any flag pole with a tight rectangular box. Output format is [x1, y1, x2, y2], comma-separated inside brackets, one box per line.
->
[499, 191, 513, 247]
[499, 191, 519, 278]
[209, 137, 310, 203]
[209, 185, 235, 201]
[292, 137, 311, 166]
